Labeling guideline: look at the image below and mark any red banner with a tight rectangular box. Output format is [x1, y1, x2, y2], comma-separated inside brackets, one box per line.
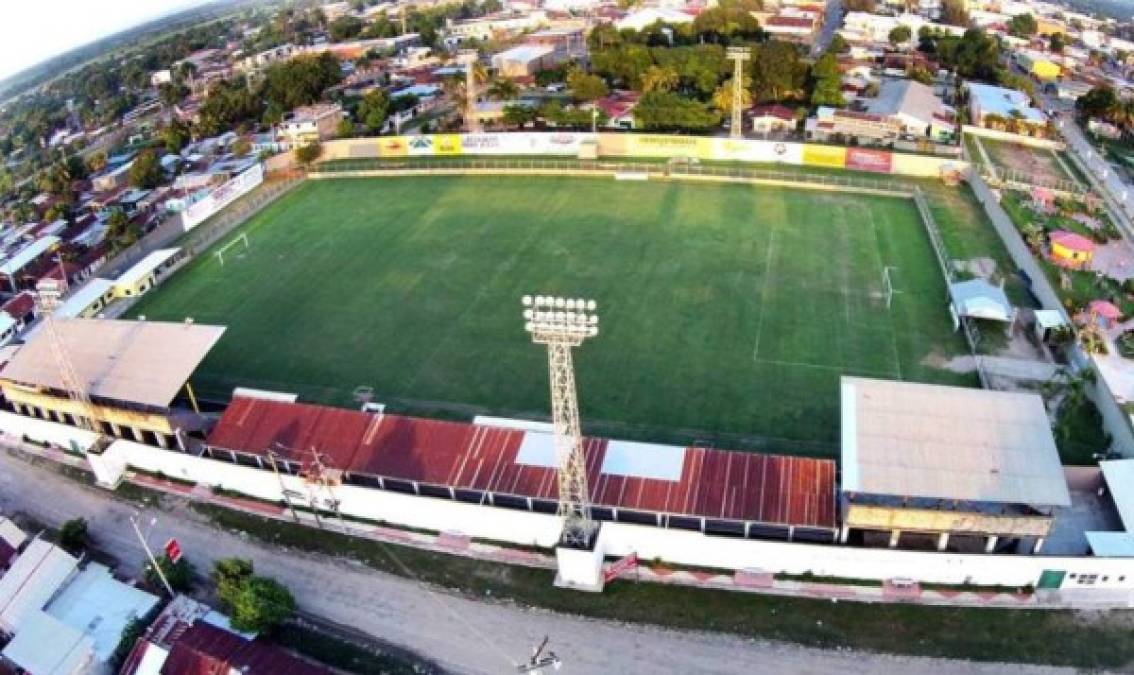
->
[603, 553, 639, 583]
[845, 147, 893, 174]
[164, 538, 183, 564]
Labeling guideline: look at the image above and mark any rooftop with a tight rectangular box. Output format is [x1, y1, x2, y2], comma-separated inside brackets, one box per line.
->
[841, 377, 1071, 507]
[865, 79, 947, 124]
[116, 248, 180, 289]
[208, 397, 838, 530]
[0, 318, 225, 409]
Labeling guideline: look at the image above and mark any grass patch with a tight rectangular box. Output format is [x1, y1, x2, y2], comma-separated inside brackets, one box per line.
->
[131, 175, 972, 456]
[193, 502, 1134, 669]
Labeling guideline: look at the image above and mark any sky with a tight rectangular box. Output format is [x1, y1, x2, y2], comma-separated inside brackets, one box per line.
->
[0, 0, 214, 81]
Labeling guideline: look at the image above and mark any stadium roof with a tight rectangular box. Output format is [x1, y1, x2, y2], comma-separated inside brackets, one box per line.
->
[208, 397, 838, 529]
[115, 248, 179, 289]
[841, 377, 1071, 507]
[0, 318, 225, 409]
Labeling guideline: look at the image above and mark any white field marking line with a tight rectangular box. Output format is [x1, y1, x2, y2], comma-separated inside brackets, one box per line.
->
[836, 205, 852, 364]
[865, 206, 904, 381]
[750, 356, 900, 379]
[751, 225, 778, 362]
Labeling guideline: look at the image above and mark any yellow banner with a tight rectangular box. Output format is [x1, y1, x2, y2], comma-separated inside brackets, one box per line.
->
[433, 134, 463, 156]
[802, 144, 847, 168]
[377, 136, 409, 158]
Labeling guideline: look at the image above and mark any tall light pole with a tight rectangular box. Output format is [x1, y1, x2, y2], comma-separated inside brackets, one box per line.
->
[458, 49, 480, 133]
[522, 295, 599, 548]
[726, 47, 750, 140]
[130, 513, 175, 597]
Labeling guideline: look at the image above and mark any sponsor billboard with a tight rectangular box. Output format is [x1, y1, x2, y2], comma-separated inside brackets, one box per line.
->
[377, 136, 409, 158]
[845, 148, 893, 174]
[802, 144, 847, 169]
[182, 163, 264, 231]
[626, 134, 711, 159]
[433, 134, 463, 155]
[460, 132, 589, 156]
[407, 135, 435, 156]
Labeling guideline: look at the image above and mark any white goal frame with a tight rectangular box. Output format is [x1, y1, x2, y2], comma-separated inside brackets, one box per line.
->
[214, 233, 250, 267]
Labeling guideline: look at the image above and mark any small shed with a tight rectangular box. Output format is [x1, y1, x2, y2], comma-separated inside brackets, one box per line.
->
[949, 278, 1014, 327]
[1034, 308, 1070, 343]
[1050, 230, 1095, 268]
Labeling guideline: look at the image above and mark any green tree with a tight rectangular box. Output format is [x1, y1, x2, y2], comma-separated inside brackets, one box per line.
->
[262, 53, 342, 112]
[889, 25, 912, 46]
[1007, 13, 1037, 38]
[128, 149, 164, 189]
[357, 89, 390, 131]
[145, 554, 195, 592]
[940, 0, 969, 26]
[1049, 33, 1066, 53]
[502, 104, 536, 128]
[226, 576, 296, 634]
[105, 210, 140, 252]
[907, 65, 934, 84]
[566, 68, 609, 102]
[161, 121, 191, 154]
[640, 66, 679, 93]
[232, 138, 253, 156]
[295, 141, 323, 166]
[633, 90, 720, 131]
[86, 150, 108, 174]
[59, 518, 88, 553]
[64, 154, 88, 181]
[829, 34, 850, 54]
[809, 53, 844, 106]
[330, 15, 364, 41]
[751, 42, 807, 103]
[212, 557, 254, 597]
[1077, 85, 1120, 122]
[486, 77, 519, 101]
[711, 78, 752, 114]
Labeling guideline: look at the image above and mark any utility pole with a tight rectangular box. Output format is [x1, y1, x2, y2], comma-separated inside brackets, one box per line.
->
[130, 513, 175, 597]
[458, 49, 480, 133]
[268, 445, 300, 523]
[304, 447, 345, 531]
[726, 47, 750, 140]
[521, 295, 599, 548]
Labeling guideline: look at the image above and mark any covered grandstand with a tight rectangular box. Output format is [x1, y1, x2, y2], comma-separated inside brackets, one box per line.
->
[205, 396, 838, 541]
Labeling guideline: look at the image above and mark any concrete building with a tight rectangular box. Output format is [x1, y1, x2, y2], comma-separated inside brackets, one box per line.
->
[863, 79, 956, 142]
[966, 82, 1049, 136]
[614, 7, 694, 31]
[0, 318, 226, 448]
[839, 377, 1072, 553]
[492, 44, 560, 78]
[278, 104, 343, 145]
[111, 248, 182, 298]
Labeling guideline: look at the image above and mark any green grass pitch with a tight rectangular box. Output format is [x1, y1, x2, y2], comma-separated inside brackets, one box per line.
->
[131, 176, 974, 456]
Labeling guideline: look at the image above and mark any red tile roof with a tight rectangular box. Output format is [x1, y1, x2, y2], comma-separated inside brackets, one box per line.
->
[2, 292, 35, 319]
[750, 104, 796, 121]
[208, 398, 837, 529]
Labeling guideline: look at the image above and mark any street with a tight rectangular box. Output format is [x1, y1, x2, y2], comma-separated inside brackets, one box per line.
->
[1046, 96, 1134, 226]
[0, 449, 1076, 675]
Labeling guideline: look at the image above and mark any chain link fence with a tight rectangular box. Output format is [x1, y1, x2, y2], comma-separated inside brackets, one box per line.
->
[310, 157, 918, 196]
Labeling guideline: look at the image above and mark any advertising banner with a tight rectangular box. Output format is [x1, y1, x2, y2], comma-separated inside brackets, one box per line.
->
[845, 148, 893, 174]
[597, 133, 631, 157]
[802, 144, 847, 169]
[433, 134, 463, 155]
[376, 136, 409, 158]
[182, 163, 264, 231]
[407, 136, 436, 156]
[626, 134, 711, 159]
[460, 132, 589, 156]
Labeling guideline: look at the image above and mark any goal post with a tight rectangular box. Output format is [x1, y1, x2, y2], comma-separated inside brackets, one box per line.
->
[214, 233, 250, 267]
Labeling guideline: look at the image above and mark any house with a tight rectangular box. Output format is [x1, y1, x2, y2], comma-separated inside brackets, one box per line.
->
[91, 160, 134, 193]
[0, 534, 159, 674]
[594, 91, 640, 130]
[965, 82, 1049, 137]
[277, 104, 343, 145]
[806, 107, 904, 145]
[1049, 230, 1095, 268]
[1, 292, 36, 329]
[762, 13, 820, 45]
[750, 104, 797, 135]
[863, 79, 955, 142]
[491, 44, 560, 78]
[1015, 50, 1062, 81]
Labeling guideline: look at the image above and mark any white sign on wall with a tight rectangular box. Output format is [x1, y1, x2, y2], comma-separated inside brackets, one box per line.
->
[181, 163, 265, 231]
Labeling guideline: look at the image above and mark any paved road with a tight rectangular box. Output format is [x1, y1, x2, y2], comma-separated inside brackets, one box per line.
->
[0, 449, 1076, 675]
[1047, 98, 1134, 224]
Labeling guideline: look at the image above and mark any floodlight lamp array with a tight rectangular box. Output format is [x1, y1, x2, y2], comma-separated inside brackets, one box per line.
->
[521, 295, 599, 338]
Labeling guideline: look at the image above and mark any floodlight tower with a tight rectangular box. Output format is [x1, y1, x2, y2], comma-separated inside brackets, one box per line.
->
[458, 49, 480, 132]
[522, 295, 599, 548]
[726, 47, 750, 140]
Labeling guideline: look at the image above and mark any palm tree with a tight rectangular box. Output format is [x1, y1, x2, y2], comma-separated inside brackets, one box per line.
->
[486, 77, 520, 102]
[640, 66, 679, 93]
[711, 79, 752, 115]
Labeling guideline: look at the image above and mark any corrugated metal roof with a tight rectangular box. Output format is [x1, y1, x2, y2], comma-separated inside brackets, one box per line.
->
[0, 539, 78, 633]
[841, 377, 1071, 507]
[0, 318, 225, 409]
[209, 398, 838, 528]
[1101, 459, 1134, 531]
[116, 248, 179, 288]
[1, 611, 93, 674]
[0, 236, 59, 277]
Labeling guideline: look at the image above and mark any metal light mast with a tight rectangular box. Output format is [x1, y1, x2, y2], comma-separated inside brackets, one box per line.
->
[726, 47, 750, 140]
[522, 295, 599, 548]
[35, 262, 106, 446]
[458, 49, 480, 133]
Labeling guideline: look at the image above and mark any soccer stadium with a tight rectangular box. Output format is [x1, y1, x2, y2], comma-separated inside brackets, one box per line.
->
[128, 173, 973, 457]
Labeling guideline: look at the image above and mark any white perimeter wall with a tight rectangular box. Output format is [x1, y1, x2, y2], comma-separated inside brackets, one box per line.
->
[7, 412, 1134, 595]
